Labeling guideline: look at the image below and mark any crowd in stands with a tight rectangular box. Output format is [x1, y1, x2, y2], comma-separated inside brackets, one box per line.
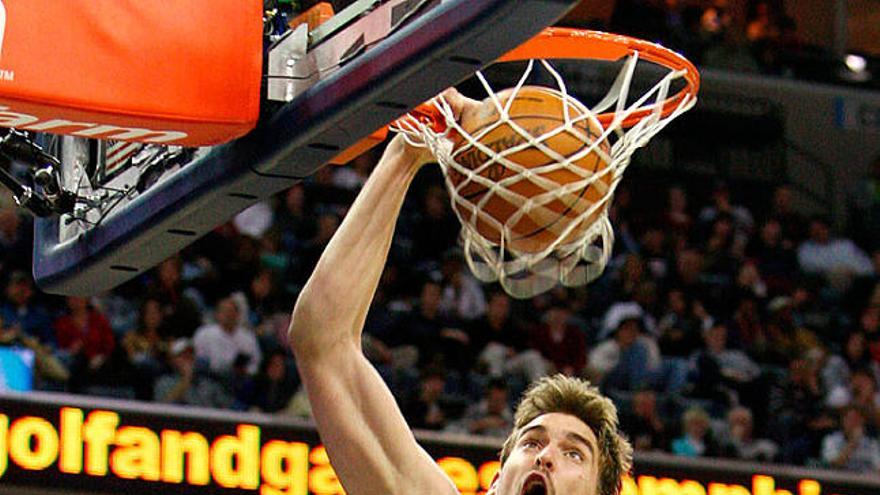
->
[580, 0, 870, 87]
[2, 146, 879, 474]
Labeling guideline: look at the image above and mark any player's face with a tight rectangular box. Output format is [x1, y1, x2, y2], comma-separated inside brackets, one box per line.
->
[490, 412, 600, 495]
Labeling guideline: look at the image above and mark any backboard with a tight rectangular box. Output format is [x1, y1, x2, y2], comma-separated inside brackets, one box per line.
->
[30, 0, 582, 295]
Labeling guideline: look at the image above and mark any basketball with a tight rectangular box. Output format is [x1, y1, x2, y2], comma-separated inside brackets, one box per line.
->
[448, 85, 612, 254]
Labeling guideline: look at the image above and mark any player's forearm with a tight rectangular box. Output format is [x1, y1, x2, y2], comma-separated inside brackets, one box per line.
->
[290, 138, 426, 357]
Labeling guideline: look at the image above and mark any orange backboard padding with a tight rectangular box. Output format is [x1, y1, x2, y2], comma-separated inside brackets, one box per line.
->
[0, 1, 263, 145]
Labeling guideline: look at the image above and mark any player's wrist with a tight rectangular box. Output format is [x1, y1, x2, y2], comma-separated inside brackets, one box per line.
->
[386, 134, 434, 170]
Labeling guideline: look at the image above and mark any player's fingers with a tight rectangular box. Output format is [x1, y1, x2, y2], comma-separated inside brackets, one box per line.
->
[438, 87, 478, 122]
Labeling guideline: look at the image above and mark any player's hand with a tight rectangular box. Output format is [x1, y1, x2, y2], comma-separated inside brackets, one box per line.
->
[390, 87, 480, 167]
[438, 87, 480, 124]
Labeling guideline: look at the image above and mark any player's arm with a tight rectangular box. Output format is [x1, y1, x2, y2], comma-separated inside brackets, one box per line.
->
[288, 90, 470, 495]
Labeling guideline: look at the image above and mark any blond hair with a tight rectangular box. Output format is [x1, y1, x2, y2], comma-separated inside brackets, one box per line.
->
[500, 375, 632, 495]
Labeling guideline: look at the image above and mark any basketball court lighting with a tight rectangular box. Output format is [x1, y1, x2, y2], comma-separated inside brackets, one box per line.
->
[845, 54, 867, 73]
[841, 53, 871, 83]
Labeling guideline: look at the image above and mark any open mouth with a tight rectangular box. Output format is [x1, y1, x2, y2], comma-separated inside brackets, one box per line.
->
[521, 472, 549, 495]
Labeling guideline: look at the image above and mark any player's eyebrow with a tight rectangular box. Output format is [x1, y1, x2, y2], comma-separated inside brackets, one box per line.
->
[519, 424, 547, 439]
[566, 431, 597, 457]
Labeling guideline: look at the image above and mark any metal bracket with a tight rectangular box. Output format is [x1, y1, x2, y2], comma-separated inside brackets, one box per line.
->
[267, 24, 312, 102]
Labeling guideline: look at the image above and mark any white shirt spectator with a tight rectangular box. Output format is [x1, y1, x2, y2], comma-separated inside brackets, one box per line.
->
[193, 297, 262, 375]
[438, 254, 486, 321]
[797, 219, 874, 278]
[822, 431, 880, 472]
[798, 239, 874, 277]
[822, 407, 880, 472]
[234, 200, 274, 239]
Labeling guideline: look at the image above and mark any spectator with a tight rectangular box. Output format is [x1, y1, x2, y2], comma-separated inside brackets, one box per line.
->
[702, 213, 741, 280]
[821, 406, 880, 472]
[827, 368, 880, 425]
[408, 185, 460, 266]
[698, 181, 754, 252]
[620, 389, 670, 452]
[768, 185, 807, 245]
[701, 15, 759, 73]
[633, 281, 663, 333]
[472, 290, 548, 383]
[657, 289, 710, 358]
[759, 295, 817, 366]
[688, 322, 762, 412]
[120, 298, 169, 400]
[671, 406, 722, 457]
[768, 356, 836, 465]
[245, 268, 288, 348]
[448, 378, 513, 438]
[154, 338, 233, 409]
[530, 303, 587, 376]
[822, 331, 880, 405]
[720, 406, 779, 461]
[797, 216, 874, 291]
[226, 353, 258, 411]
[401, 369, 455, 431]
[274, 184, 316, 253]
[222, 234, 264, 295]
[746, 1, 781, 44]
[669, 248, 708, 301]
[53, 296, 116, 392]
[846, 250, 880, 313]
[193, 295, 262, 376]
[589, 306, 661, 391]
[251, 350, 298, 413]
[285, 210, 341, 290]
[733, 261, 768, 305]
[0, 271, 53, 345]
[641, 227, 671, 281]
[745, 1, 785, 72]
[395, 279, 469, 372]
[0, 312, 68, 386]
[233, 200, 274, 240]
[601, 300, 659, 340]
[730, 295, 766, 355]
[438, 249, 486, 322]
[747, 218, 799, 296]
[333, 150, 374, 190]
[663, 185, 693, 247]
[146, 257, 203, 339]
[610, 254, 648, 303]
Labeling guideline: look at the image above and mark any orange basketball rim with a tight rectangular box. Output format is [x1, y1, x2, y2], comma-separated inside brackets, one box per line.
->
[401, 27, 699, 134]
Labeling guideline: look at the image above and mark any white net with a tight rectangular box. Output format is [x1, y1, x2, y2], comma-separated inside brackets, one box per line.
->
[393, 54, 696, 298]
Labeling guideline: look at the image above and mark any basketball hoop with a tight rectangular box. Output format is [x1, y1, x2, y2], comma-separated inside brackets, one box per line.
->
[392, 28, 700, 298]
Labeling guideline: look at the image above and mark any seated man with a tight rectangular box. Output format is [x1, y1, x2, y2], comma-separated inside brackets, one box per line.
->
[288, 88, 632, 495]
[821, 406, 880, 472]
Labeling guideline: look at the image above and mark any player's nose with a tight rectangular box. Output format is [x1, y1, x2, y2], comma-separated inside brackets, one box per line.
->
[534, 445, 557, 470]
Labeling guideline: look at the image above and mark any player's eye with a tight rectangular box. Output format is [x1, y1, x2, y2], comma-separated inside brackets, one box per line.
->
[521, 439, 541, 450]
[565, 450, 585, 462]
